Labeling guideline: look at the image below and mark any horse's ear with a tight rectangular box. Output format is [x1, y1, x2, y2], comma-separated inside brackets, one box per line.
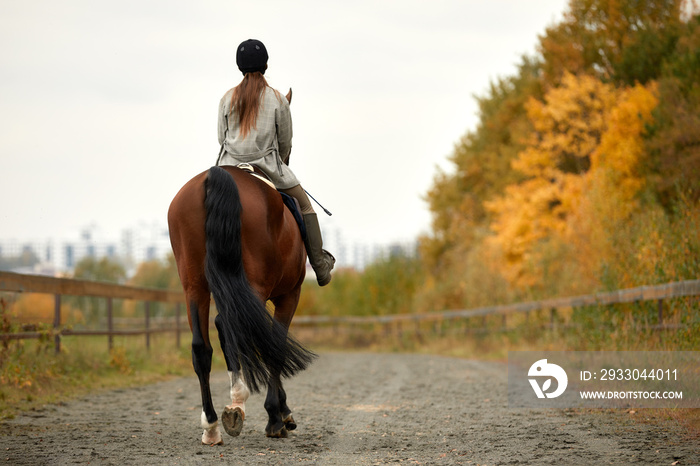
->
[286, 88, 292, 104]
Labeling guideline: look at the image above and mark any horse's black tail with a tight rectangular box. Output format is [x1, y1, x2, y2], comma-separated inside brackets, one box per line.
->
[203, 166, 315, 393]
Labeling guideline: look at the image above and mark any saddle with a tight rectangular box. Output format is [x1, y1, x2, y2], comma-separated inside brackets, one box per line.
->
[235, 163, 307, 241]
[235, 163, 275, 189]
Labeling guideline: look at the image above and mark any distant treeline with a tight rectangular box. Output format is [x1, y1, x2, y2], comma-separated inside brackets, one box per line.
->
[299, 0, 700, 340]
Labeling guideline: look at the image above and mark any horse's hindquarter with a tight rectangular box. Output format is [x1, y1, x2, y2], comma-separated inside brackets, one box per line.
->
[232, 170, 306, 299]
[167, 169, 212, 340]
[274, 205, 307, 293]
[167, 171, 208, 284]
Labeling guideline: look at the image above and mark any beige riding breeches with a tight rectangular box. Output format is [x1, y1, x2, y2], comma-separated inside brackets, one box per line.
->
[280, 184, 315, 215]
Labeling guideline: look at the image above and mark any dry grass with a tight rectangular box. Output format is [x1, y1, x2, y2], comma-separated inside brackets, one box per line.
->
[0, 334, 199, 420]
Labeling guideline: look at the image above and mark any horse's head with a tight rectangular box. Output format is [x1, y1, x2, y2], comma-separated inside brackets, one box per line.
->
[286, 88, 292, 104]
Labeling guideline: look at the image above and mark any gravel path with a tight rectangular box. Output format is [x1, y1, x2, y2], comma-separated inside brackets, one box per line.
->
[1, 352, 697, 465]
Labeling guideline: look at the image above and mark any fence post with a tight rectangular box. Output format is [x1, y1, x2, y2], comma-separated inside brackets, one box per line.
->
[107, 298, 113, 352]
[550, 308, 556, 330]
[145, 301, 151, 351]
[657, 299, 664, 327]
[53, 294, 61, 354]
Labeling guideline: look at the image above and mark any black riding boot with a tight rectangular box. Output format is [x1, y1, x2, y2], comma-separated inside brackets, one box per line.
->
[302, 213, 335, 286]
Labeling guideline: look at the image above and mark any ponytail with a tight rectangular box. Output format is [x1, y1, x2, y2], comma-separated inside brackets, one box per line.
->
[230, 72, 268, 139]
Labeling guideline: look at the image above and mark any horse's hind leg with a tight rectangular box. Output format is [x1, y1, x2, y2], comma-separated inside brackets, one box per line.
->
[264, 371, 288, 438]
[264, 292, 302, 438]
[189, 292, 222, 445]
[263, 365, 298, 437]
[215, 314, 250, 437]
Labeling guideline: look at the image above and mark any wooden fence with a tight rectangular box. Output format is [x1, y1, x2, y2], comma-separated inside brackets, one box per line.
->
[0, 271, 186, 354]
[1, 271, 698, 352]
[294, 279, 700, 333]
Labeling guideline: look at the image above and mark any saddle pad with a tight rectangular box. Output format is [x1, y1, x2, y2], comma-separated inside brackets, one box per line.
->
[280, 192, 307, 241]
[235, 163, 306, 240]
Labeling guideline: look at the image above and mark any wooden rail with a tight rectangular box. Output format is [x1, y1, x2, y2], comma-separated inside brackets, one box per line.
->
[0, 271, 186, 353]
[1, 271, 698, 352]
[293, 279, 700, 328]
[0, 271, 184, 302]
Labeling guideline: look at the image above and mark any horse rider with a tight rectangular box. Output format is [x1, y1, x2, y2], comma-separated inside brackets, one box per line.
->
[216, 39, 335, 286]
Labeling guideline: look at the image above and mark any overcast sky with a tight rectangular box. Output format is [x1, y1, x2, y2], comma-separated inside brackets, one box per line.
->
[0, 0, 568, 247]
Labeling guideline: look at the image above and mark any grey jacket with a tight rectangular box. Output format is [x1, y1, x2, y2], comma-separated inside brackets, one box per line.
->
[217, 86, 299, 189]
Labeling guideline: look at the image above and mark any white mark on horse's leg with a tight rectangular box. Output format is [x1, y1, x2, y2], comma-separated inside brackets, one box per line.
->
[228, 371, 250, 415]
[200, 410, 223, 445]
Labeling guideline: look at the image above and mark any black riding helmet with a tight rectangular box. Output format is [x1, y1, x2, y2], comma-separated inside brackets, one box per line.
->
[236, 39, 268, 75]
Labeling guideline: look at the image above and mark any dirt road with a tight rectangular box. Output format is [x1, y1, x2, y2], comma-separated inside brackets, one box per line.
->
[1, 353, 697, 465]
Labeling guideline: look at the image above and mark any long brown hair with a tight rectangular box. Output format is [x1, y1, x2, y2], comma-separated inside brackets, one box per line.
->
[229, 72, 269, 140]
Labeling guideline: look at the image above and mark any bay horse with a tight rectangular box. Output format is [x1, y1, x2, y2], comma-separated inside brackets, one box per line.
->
[168, 161, 315, 444]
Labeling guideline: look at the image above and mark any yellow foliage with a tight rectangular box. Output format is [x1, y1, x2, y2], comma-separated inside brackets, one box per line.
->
[569, 82, 659, 285]
[486, 74, 658, 290]
[109, 347, 133, 374]
[486, 74, 615, 287]
[591, 82, 659, 211]
[9, 293, 83, 325]
[121, 300, 138, 317]
[519, 73, 616, 177]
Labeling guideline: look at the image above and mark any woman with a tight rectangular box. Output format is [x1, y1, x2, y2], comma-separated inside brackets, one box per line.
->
[217, 39, 334, 286]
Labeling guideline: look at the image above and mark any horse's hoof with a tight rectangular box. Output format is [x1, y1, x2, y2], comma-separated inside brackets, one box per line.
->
[201, 429, 223, 446]
[265, 423, 288, 438]
[222, 406, 245, 437]
[202, 438, 224, 446]
[283, 414, 297, 431]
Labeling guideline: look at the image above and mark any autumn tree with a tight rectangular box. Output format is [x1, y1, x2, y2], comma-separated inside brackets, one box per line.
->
[644, 13, 700, 208]
[122, 255, 181, 318]
[417, 0, 697, 309]
[570, 82, 659, 286]
[539, 0, 684, 84]
[73, 256, 126, 283]
[484, 73, 659, 290]
[129, 254, 180, 290]
[72, 256, 126, 324]
[421, 57, 542, 272]
[485, 73, 616, 288]
[9, 293, 83, 325]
